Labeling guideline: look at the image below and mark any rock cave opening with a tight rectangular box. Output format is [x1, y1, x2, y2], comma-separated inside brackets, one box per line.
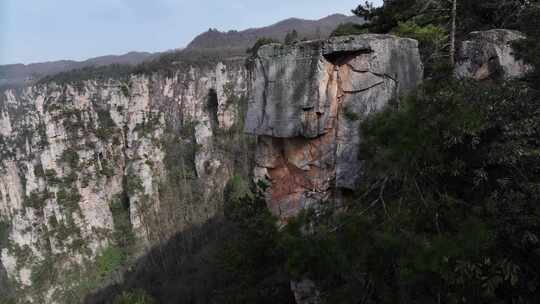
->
[206, 89, 219, 127]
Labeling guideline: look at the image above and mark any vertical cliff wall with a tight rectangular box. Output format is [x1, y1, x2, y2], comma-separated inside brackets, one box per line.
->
[246, 35, 423, 221]
[0, 59, 252, 302]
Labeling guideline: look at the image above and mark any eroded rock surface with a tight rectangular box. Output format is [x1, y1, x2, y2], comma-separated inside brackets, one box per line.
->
[455, 29, 533, 80]
[246, 35, 423, 220]
[0, 59, 250, 302]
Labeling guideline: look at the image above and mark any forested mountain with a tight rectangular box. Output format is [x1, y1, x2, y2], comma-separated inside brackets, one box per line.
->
[186, 14, 365, 50]
[0, 52, 157, 89]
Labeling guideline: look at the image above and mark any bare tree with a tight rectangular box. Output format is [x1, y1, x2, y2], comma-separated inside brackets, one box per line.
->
[450, 0, 457, 66]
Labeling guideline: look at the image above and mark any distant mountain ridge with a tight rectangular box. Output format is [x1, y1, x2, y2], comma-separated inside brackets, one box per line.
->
[187, 13, 365, 50]
[0, 52, 158, 89]
[0, 14, 364, 89]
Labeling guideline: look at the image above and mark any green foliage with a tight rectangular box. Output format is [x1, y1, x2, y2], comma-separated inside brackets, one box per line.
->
[45, 169, 60, 185]
[60, 108, 86, 140]
[31, 256, 57, 291]
[133, 48, 244, 77]
[343, 105, 360, 121]
[279, 210, 345, 280]
[97, 246, 124, 277]
[56, 187, 82, 212]
[113, 290, 156, 304]
[352, 0, 418, 33]
[38, 64, 133, 86]
[0, 297, 16, 304]
[100, 159, 115, 178]
[125, 174, 144, 195]
[344, 78, 540, 303]
[24, 190, 52, 209]
[392, 21, 450, 75]
[354, 1, 451, 72]
[356, 0, 539, 76]
[513, 36, 540, 83]
[284, 30, 300, 45]
[218, 178, 290, 302]
[0, 220, 10, 248]
[53, 220, 82, 246]
[120, 82, 131, 98]
[110, 197, 135, 249]
[33, 164, 45, 178]
[37, 123, 49, 148]
[133, 114, 161, 138]
[7, 244, 33, 267]
[212, 77, 540, 303]
[211, 90, 255, 178]
[331, 22, 368, 37]
[163, 129, 198, 182]
[59, 148, 80, 168]
[96, 109, 118, 140]
[457, 0, 539, 34]
[223, 175, 253, 206]
[511, 4, 540, 84]
[358, 0, 539, 38]
[37, 47, 245, 85]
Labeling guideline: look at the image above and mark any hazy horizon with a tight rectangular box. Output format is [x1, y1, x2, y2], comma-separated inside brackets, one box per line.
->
[0, 0, 382, 65]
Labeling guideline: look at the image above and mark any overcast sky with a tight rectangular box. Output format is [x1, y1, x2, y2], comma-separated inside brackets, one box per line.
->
[0, 0, 383, 65]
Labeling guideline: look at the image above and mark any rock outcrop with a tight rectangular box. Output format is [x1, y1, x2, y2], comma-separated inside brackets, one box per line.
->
[455, 29, 533, 80]
[291, 279, 321, 304]
[246, 35, 423, 221]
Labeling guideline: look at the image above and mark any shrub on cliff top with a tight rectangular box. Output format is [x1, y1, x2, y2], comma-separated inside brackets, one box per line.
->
[331, 22, 368, 37]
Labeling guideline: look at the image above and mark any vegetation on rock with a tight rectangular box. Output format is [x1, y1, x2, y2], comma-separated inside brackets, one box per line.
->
[2, 1, 539, 303]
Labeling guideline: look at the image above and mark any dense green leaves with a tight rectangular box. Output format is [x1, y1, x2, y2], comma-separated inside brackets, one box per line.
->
[112, 290, 156, 304]
[216, 76, 540, 303]
[218, 179, 293, 303]
[331, 22, 368, 37]
[242, 77, 537, 303]
[97, 246, 125, 278]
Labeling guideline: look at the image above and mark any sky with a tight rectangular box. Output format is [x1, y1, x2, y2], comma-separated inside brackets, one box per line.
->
[0, 0, 383, 65]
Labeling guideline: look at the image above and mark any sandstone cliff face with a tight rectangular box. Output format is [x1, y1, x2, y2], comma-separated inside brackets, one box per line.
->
[455, 29, 533, 80]
[0, 60, 250, 302]
[246, 35, 423, 220]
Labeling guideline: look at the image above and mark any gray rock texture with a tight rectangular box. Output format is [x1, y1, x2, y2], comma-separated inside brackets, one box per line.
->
[455, 29, 533, 80]
[246, 35, 423, 220]
[291, 279, 321, 304]
[0, 59, 250, 302]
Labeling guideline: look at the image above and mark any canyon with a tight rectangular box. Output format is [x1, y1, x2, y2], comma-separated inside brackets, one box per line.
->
[0, 28, 530, 303]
